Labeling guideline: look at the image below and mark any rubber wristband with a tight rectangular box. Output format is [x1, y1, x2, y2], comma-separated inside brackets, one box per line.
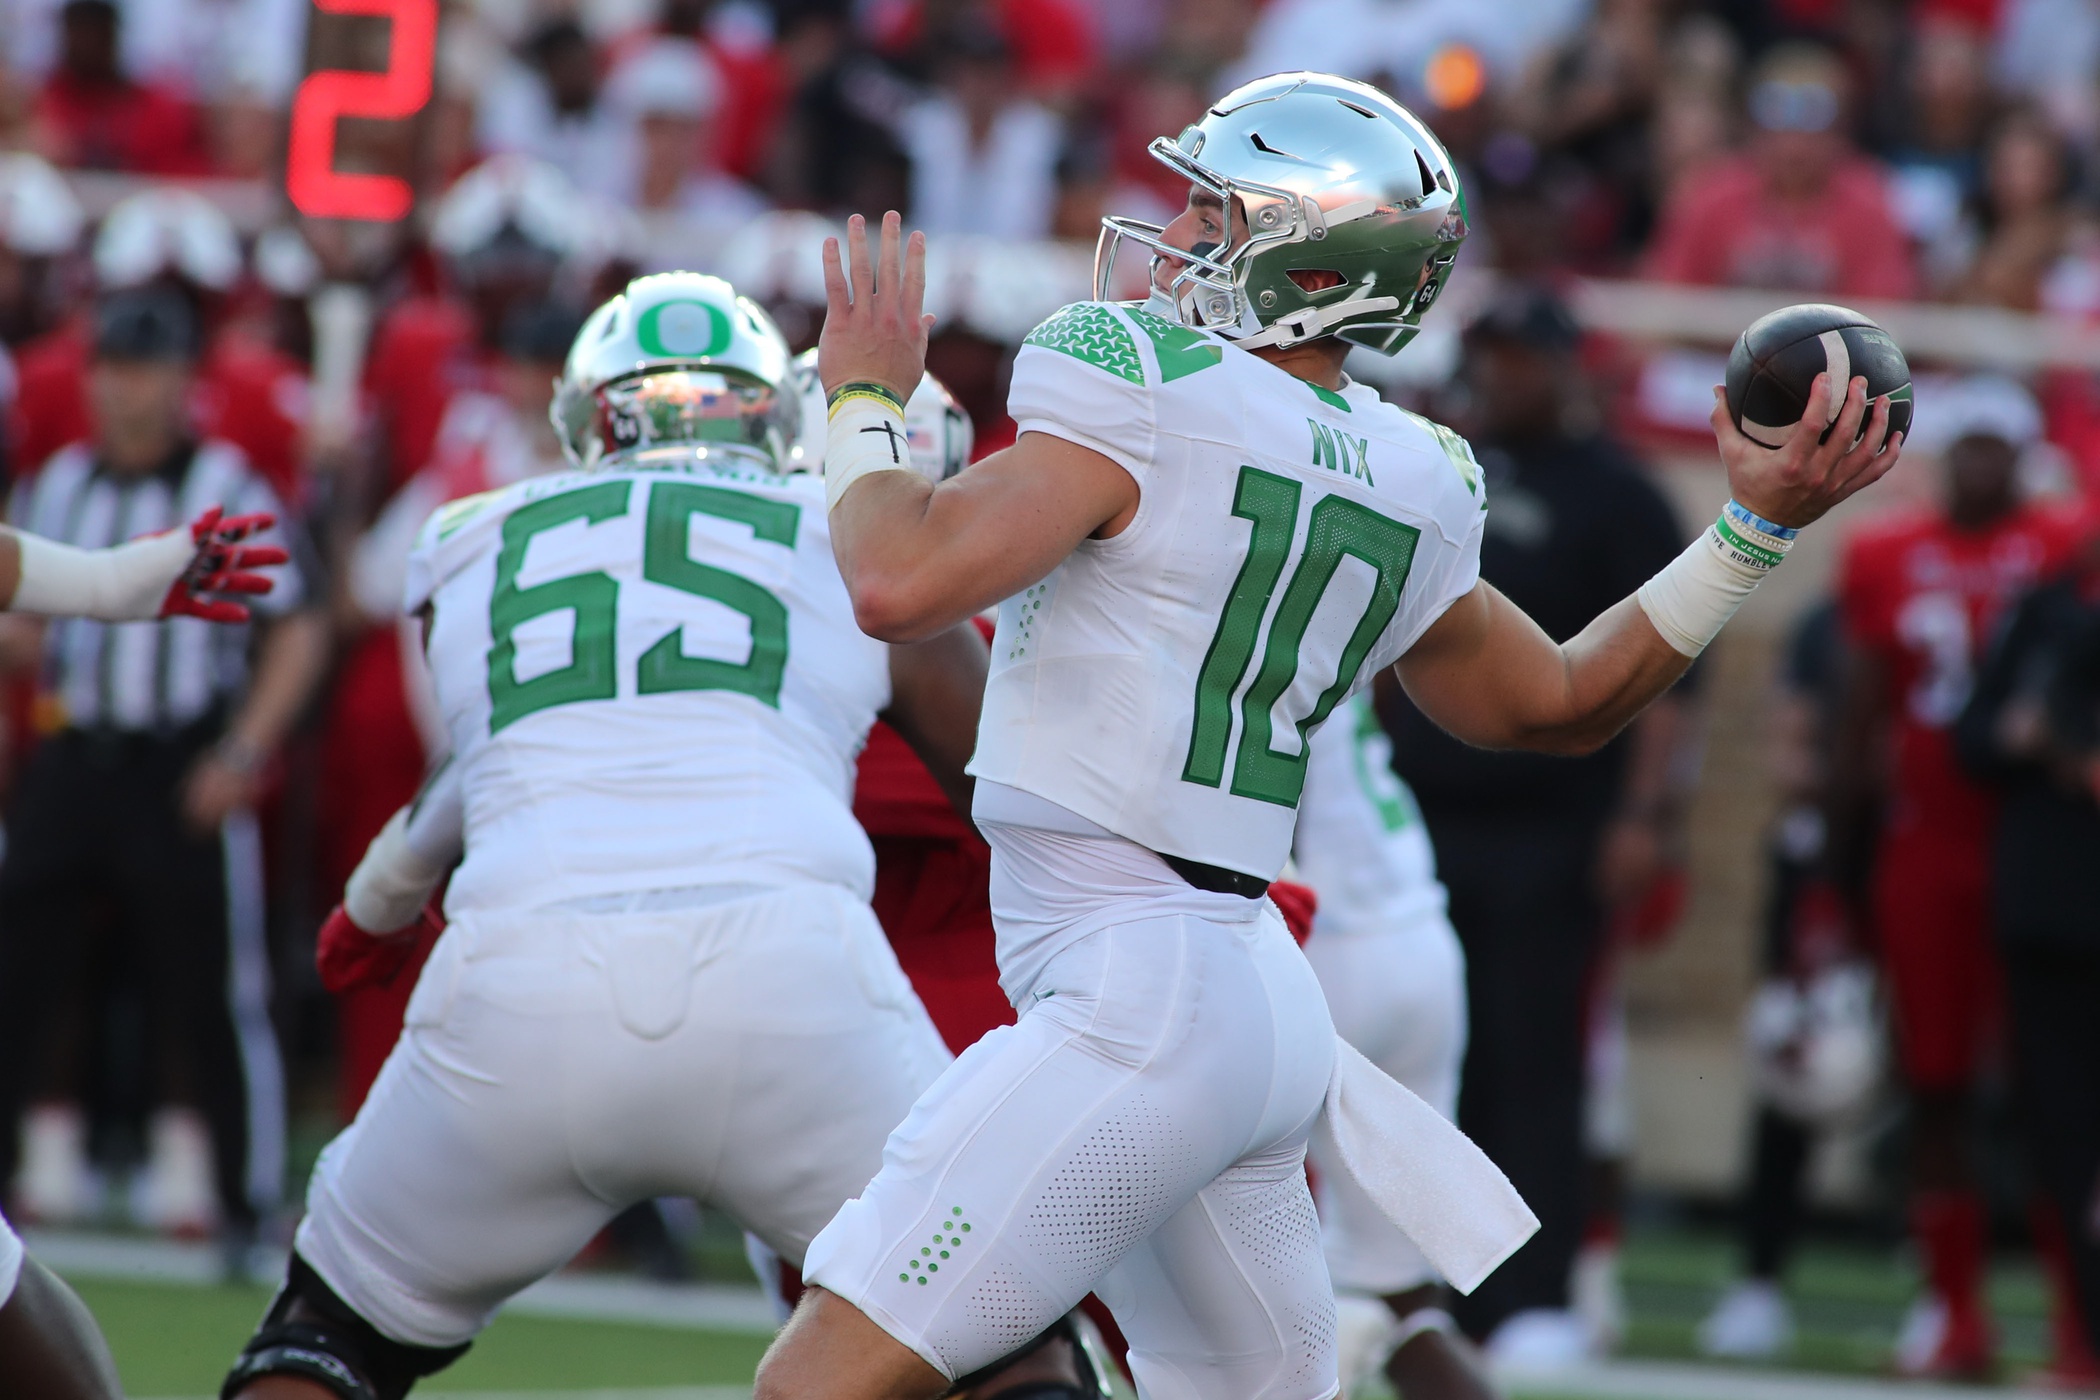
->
[1723, 499, 1798, 541]
[827, 381, 906, 417]
[1713, 514, 1787, 571]
[824, 394, 916, 512]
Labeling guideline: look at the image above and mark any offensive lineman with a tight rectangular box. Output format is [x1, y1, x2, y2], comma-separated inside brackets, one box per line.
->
[759, 71, 1902, 1400]
[218, 275, 1071, 1400]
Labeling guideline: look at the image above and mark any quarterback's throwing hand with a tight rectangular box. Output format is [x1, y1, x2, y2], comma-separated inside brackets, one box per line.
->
[818, 211, 935, 401]
[163, 505, 290, 623]
[1711, 375, 1903, 531]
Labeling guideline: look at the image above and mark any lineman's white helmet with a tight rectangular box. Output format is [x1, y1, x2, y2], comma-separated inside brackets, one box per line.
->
[1745, 963, 1884, 1126]
[552, 272, 798, 473]
[788, 349, 973, 481]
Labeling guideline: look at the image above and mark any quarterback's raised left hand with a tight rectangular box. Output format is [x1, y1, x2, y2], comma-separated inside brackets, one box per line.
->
[818, 211, 934, 401]
[316, 901, 442, 996]
[1710, 376, 1902, 531]
[161, 506, 290, 623]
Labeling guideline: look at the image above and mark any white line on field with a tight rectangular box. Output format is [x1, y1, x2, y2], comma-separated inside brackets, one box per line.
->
[24, 1229, 781, 1334]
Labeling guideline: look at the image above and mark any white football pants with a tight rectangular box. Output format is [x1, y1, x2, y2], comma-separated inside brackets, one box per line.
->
[1304, 916, 1467, 1297]
[296, 884, 951, 1348]
[805, 823, 1341, 1400]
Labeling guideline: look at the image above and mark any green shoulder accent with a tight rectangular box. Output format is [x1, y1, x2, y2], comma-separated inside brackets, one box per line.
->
[1400, 409, 1483, 497]
[1310, 383, 1351, 412]
[1125, 306, 1224, 383]
[433, 487, 508, 540]
[1023, 304, 1146, 384]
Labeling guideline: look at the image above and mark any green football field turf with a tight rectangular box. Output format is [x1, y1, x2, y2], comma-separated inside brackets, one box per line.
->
[63, 1275, 770, 1398]
[52, 1222, 2064, 1397]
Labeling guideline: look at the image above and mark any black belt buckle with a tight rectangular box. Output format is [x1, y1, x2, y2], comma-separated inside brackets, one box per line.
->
[1159, 852, 1270, 900]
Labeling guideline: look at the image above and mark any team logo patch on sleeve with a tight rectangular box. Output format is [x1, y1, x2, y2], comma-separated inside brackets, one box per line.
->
[1023, 305, 1146, 384]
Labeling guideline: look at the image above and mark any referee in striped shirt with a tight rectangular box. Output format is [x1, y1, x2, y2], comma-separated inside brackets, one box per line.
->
[0, 286, 327, 1269]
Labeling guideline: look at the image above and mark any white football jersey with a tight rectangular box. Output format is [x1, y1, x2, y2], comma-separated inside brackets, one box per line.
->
[405, 460, 891, 914]
[969, 301, 1487, 879]
[1293, 691, 1447, 936]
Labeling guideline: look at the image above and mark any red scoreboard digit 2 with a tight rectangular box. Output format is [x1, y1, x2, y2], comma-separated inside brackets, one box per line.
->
[287, 0, 437, 221]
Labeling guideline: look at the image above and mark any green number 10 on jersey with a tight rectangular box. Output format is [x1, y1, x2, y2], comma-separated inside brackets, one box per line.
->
[1182, 466, 1420, 809]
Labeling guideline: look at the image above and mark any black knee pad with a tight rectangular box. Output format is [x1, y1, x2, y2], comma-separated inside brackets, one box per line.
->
[221, 1254, 470, 1400]
[967, 1383, 1100, 1400]
[953, 1312, 1114, 1400]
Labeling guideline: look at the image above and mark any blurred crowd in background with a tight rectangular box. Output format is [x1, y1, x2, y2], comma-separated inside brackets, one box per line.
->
[1, 0, 2099, 1385]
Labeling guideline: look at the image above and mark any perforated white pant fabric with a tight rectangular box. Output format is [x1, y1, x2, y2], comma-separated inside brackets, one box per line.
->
[804, 820, 1342, 1400]
[1303, 917, 1467, 1296]
[296, 885, 951, 1349]
[0, 1209, 23, 1308]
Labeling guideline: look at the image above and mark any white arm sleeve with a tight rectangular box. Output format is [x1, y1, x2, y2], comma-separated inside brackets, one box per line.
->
[402, 758, 465, 868]
[342, 762, 463, 933]
[8, 526, 194, 621]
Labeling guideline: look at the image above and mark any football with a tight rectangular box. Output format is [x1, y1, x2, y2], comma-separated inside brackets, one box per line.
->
[1725, 303, 1913, 451]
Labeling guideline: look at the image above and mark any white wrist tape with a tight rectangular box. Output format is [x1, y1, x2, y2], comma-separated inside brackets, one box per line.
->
[1636, 502, 1796, 657]
[344, 805, 452, 934]
[824, 384, 916, 512]
[10, 526, 193, 621]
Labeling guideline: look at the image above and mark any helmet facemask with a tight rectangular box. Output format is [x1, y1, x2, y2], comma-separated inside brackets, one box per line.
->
[557, 367, 797, 474]
[550, 272, 798, 474]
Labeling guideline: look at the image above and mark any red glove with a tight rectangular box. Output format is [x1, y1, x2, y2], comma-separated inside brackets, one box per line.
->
[161, 506, 291, 623]
[316, 902, 443, 996]
[1269, 880, 1318, 946]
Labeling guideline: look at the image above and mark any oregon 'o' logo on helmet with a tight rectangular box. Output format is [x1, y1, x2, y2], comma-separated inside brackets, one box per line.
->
[636, 299, 732, 358]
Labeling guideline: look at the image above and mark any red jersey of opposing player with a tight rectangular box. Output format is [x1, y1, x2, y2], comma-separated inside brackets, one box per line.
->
[852, 720, 1009, 1054]
[1837, 502, 2082, 1085]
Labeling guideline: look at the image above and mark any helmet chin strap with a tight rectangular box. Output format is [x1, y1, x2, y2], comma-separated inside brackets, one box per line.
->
[1143, 230, 1401, 348]
[1236, 280, 1403, 350]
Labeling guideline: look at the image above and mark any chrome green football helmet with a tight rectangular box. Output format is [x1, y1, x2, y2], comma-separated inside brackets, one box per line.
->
[1096, 72, 1468, 355]
[551, 272, 798, 472]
